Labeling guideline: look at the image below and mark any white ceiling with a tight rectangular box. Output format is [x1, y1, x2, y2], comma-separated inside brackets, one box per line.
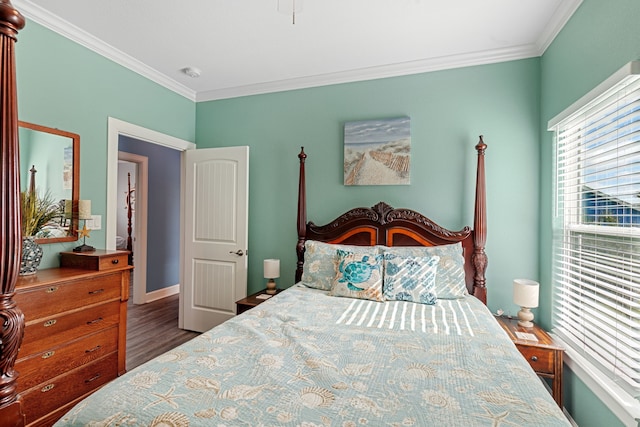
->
[12, 0, 583, 102]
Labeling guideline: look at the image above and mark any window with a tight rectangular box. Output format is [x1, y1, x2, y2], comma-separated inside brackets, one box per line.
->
[549, 61, 640, 397]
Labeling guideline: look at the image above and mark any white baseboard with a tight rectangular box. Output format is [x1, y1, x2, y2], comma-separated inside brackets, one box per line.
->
[539, 376, 578, 426]
[563, 408, 578, 427]
[142, 284, 179, 303]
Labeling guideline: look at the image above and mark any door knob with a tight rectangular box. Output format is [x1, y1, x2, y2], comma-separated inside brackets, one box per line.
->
[229, 250, 244, 256]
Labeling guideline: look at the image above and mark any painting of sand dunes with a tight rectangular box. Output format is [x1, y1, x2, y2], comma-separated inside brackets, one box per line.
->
[344, 117, 411, 185]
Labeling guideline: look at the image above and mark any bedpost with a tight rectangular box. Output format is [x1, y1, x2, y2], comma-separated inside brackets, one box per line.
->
[0, 1, 26, 425]
[472, 136, 488, 304]
[295, 147, 307, 283]
[126, 172, 133, 265]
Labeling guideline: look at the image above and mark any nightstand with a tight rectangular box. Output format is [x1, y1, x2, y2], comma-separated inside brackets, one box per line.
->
[235, 288, 283, 315]
[497, 316, 564, 408]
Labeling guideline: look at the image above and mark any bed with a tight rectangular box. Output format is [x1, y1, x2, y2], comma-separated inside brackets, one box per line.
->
[48, 144, 569, 426]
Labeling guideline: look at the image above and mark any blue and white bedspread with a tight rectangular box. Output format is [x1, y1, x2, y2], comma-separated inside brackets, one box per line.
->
[55, 285, 570, 426]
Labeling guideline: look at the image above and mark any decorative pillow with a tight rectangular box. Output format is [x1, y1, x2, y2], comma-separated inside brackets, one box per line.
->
[329, 249, 384, 302]
[383, 254, 439, 304]
[301, 240, 381, 291]
[381, 242, 467, 299]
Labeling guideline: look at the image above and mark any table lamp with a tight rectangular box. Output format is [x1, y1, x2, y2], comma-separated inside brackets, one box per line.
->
[73, 200, 95, 252]
[264, 259, 280, 295]
[513, 279, 539, 327]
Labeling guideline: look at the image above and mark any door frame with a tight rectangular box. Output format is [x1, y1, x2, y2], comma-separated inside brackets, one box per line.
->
[117, 152, 148, 305]
[106, 118, 195, 305]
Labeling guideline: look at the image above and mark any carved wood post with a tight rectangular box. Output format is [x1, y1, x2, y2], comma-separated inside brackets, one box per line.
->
[295, 147, 307, 283]
[0, 1, 26, 425]
[126, 172, 133, 265]
[472, 136, 488, 304]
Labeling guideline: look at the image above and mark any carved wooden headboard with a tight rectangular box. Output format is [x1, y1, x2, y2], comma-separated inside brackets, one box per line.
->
[295, 140, 488, 304]
[0, 1, 26, 425]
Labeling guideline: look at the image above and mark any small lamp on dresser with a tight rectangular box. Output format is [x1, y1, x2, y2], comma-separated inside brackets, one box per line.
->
[513, 279, 539, 328]
[73, 200, 95, 253]
[264, 259, 280, 295]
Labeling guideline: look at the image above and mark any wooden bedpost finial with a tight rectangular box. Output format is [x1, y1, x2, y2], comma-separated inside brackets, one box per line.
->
[475, 135, 487, 154]
[0, 0, 24, 39]
[298, 146, 306, 162]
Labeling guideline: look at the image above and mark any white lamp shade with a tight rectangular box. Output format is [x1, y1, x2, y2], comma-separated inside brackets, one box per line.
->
[78, 200, 92, 220]
[513, 279, 539, 308]
[264, 259, 280, 279]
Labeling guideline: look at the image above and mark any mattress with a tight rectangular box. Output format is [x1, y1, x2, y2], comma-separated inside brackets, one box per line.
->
[55, 284, 570, 426]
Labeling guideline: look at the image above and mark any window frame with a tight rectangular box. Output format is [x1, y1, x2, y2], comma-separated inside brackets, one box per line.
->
[548, 61, 640, 425]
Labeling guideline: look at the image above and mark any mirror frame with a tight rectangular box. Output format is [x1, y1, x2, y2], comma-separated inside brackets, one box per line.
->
[19, 120, 80, 244]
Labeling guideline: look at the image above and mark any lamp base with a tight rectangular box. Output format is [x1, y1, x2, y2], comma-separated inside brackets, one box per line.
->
[73, 243, 95, 253]
[517, 306, 534, 328]
[266, 278, 277, 295]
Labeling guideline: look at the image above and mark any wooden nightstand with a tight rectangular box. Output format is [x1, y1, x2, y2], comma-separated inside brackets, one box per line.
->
[497, 316, 564, 408]
[235, 288, 283, 315]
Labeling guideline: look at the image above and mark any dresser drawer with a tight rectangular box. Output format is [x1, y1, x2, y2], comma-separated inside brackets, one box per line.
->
[19, 300, 120, 356]
[60, 251, 129, 271]
[516, 344, 555, 374]
[20, 352, 118, 426]
[16, 326, 118, 392]
[15, 272, 122, 320]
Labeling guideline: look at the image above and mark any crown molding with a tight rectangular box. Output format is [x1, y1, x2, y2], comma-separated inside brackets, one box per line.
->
[13, 0, 197, 101]
[535, 0, 583, 54]
[14, 0, 579, 103]
[196, 44, 540, 101]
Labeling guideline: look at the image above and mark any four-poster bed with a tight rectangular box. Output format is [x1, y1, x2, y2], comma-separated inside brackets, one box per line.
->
[48, 145, 567, 426]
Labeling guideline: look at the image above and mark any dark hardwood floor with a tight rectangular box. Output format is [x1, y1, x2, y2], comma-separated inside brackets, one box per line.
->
[126, 290, 200, 370]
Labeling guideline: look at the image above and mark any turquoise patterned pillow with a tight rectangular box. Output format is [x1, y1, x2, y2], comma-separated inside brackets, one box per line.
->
[302, 240, 381, 291]
[383, 254, 439, 304]
[330, 250, 384, 302]
[381, 243, 467, 299]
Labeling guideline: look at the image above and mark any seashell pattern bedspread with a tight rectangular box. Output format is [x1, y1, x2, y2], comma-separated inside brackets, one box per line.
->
[54, 285, 570, 426]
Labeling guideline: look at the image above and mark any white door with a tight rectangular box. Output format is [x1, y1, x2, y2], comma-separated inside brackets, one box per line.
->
[181, 146, 249, 332]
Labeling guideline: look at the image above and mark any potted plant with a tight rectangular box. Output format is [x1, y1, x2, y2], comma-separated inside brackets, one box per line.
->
[20, 189, 60, 275]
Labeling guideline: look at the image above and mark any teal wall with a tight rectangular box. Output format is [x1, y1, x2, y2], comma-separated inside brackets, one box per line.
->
[540, 0, 640, 426]
[15, 20, 195, 268]
[196, 58, 542, 317]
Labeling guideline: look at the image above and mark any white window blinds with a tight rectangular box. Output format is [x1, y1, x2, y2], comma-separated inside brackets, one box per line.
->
[549, 62, 640, 395]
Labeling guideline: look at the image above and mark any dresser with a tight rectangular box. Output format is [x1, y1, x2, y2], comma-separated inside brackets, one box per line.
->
[14, 250, 132, 427]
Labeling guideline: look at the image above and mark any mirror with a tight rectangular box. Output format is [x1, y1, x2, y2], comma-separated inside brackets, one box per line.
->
[19, 121, 80, 244]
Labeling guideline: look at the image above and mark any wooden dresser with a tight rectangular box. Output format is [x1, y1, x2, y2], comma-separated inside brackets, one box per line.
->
[14, 250, 132, 427]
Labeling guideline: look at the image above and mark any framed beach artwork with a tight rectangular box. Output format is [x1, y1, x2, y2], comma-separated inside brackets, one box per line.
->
[63, 145, 73, 190]
[344, 116, 411, 185]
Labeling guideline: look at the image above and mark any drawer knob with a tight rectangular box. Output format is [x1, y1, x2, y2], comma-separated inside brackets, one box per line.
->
[112, 259, 119, 264]
[43, 319, 57, 327]
[41, 351, 55, 359]
[45, 286, 58, 293]
[531, 356, 538, 362]
[88, 288, 104, 295]
[41, 384, 55, 392]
